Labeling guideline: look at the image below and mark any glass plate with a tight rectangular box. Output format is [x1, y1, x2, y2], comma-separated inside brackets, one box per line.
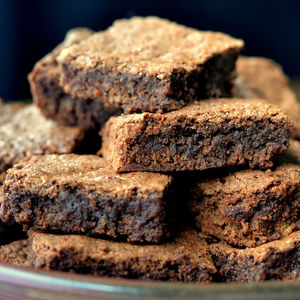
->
[0, 262, 299, 300]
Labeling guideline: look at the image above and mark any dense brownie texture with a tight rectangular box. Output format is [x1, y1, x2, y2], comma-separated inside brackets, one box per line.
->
[209, 231, 300, 282]
[188, 164, 300, 247]
[28, 228, 216, 282]
[29, 28, 121, 131]
[1, 154, 175, 243]
[57, 17, 244, 113]
[234, 56, 300, 138]
[101, 98, 291, 172]
[0, 104, 85, 182]
[0, 240, 32, 267]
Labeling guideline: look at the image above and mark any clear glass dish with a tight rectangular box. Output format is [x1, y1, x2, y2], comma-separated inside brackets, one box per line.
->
[0, 262, 299, 300]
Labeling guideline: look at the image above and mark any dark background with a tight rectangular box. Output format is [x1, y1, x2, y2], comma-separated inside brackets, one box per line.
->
[0, 0, 300, 101]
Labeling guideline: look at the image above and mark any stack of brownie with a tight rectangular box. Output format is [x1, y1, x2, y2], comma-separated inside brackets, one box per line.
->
[0, 17, 299, 283]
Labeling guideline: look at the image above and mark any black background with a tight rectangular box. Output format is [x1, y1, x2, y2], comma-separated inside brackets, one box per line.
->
[1, 0, 300, 100]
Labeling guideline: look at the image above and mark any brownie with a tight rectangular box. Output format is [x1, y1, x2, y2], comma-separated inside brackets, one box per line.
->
[188, 164, 300, 248]
[28, 228, 216, 282]
[1, 154, 175, 243]
[29, 28, 121, 131]
[234, 56, 300, 139]
[57, 17, 243, 113]
[101, 98, 291, 172]
[209, 231, 300, 282]
[0, 239, 32, 267]
[0, 104, 85, 182]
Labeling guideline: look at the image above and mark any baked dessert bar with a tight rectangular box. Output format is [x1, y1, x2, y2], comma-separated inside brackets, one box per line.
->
[29, 28, 121, 131]
[57, 17, 244, 113]
[101, 99, 291, 172]
[0, 104, 84, 182]
[234, 56, 300, 139]
[188, 164, 300, 247]
[28, 228, 216, 282]
[1, 154, 175, 243]
[210, 231, 300, 282]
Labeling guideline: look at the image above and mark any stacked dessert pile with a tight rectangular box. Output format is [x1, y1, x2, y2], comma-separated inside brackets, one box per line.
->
[0, 17, 299, 283]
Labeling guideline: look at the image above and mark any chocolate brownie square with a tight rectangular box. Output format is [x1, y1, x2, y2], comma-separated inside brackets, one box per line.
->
[57, 17, 243, 113]
[234, 56, 300, 139]
[209, 231, 300, 282]
[1, 154, 175, 243]
[0, 239, 32, 267]
[0, 104, 85, 182]
[188, 164, 300, 247]
[101, 99, 291, 172]
[28, 228, 216, 282]
[29, 28, 121, 131]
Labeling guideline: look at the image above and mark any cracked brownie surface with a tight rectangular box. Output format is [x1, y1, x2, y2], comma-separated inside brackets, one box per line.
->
[101, 98, 291, 172]
[57, 17, 243, 113]
[1, 154, 175, 243]
[188, 164, 300, 247]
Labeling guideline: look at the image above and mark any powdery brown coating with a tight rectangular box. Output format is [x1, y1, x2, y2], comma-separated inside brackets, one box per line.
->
[0, 99, 24, 126]
[28, 228, 216, 282]
[209, 231, 300, 282]
[0, 104, 84, 183]
[0, 239, 33, 267]
[1, 154, 175, 243]
[0, 100, 25, 181]
[234, 56, 300, 138]
[188, 164, 300, 248]
[29, 28, 121, 131]
[57, 17, 244, 113]
[101, 98, 292, 172]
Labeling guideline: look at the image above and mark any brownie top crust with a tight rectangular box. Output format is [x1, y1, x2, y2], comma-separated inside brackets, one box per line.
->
[195, 164, 300, 197]
[58, 16, 243, 77]
[5, 154, 172, 195]
[104, 98, 290, 126]
[0, 105, 84, 174]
